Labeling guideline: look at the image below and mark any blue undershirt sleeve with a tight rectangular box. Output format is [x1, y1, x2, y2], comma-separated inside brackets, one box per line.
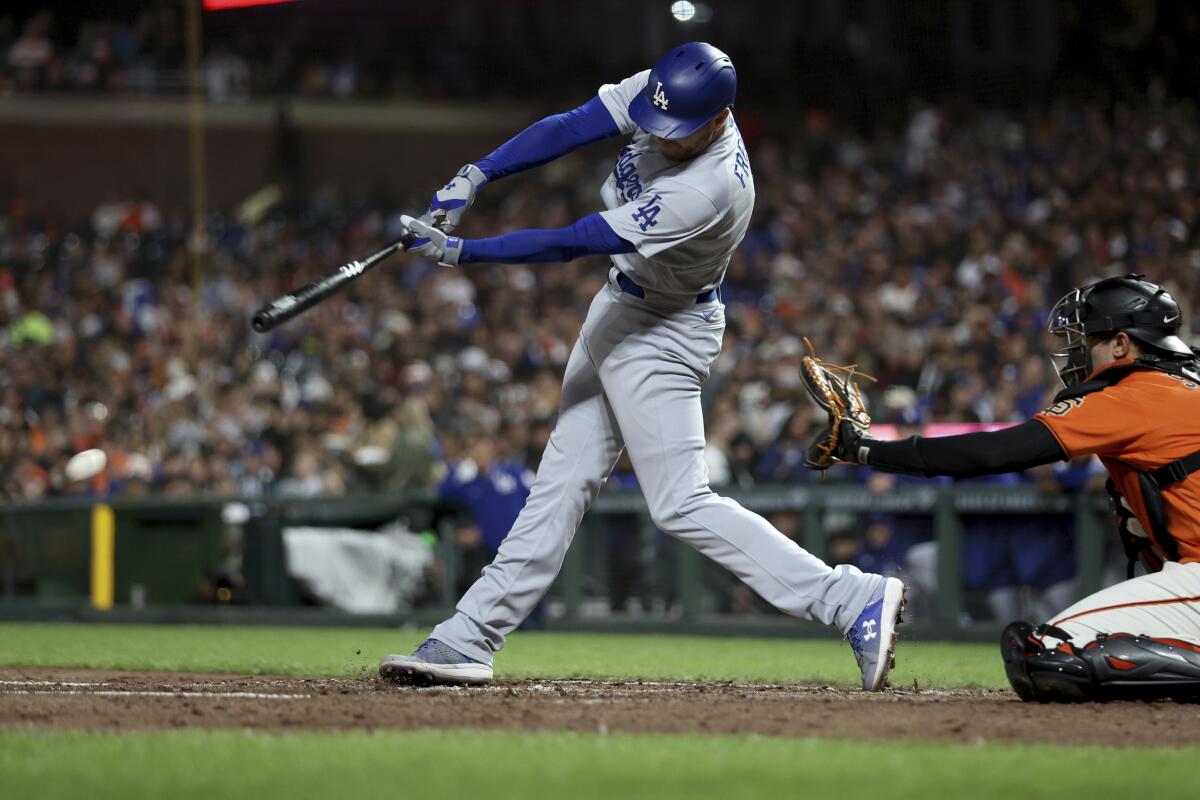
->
[473, 96, 621, 181]
[459, 213, 636, 264]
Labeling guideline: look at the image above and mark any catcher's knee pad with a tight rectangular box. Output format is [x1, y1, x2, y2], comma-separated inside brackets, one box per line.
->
[1000, 621, 1200, 703]
[1000, 621, 1093, 702]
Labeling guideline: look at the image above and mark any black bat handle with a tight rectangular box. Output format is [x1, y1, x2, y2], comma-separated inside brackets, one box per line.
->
[250, 233, 413, 333]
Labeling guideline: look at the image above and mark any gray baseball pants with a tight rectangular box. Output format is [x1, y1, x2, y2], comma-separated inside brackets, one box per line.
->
[431, 271, 883, 663]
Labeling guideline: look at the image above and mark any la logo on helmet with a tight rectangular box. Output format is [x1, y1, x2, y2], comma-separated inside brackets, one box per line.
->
[652, 81, 669, 110]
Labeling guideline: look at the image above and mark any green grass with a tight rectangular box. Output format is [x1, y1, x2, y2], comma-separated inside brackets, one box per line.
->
[0, 622, 1006, 688]
[1, 623, 1194, 797]
[1, 729, 1196, 800]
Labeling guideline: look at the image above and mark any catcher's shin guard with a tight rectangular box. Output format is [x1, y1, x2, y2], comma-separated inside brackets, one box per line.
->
[1083, 632, 1200, 701]
[1000, 621, 1200, 702]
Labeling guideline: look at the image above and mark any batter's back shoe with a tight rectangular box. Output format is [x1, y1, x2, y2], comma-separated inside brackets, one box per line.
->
[379, 638, 493, 686]
[848, 577, 906, 691]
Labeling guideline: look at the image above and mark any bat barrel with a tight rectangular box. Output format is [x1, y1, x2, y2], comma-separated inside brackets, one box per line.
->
[250, 281, 327, 332]
[250, 305, 288, 332]
[248, 237, 409, 332]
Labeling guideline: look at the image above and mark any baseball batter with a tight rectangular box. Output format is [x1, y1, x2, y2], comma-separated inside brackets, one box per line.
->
[380, 42, 905, 691]
[807, 275, 1200, 701]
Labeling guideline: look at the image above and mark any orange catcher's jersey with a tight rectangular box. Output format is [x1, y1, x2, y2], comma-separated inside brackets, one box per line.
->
[1035, 364, 1200, 564]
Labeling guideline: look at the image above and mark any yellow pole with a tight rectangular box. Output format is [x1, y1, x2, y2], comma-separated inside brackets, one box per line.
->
[90, 504, 115, 611]
[185, 0, 208, 292]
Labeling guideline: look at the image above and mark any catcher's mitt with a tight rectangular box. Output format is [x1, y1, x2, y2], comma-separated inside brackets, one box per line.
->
[800, 337, 875, 469]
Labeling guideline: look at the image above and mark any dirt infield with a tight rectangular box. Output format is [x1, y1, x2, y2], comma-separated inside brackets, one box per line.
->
[2, 667, 1198, 746]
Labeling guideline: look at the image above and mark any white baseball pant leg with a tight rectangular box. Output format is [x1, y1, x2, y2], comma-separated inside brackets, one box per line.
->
[1044, 561, 1200, 645]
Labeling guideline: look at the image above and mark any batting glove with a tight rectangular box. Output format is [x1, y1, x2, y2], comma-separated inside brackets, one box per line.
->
[402, 214, 464, 267]
[427, 164, 487, 233]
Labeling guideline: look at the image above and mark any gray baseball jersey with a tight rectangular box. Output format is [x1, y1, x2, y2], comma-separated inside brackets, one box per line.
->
[598, 69, 755, 298]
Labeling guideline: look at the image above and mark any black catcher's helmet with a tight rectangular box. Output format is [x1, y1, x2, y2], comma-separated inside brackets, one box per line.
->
[1048, 274, 1193, 388]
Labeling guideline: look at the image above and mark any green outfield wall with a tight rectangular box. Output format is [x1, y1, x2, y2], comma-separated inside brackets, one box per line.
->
[0, 486, 1113, 639]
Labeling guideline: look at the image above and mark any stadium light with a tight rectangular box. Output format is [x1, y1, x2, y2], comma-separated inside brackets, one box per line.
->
[670, 1, 713, 24]
[671, 1, 696, 22]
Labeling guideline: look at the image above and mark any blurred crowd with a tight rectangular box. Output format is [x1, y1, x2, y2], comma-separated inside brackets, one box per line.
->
[3, 6, 378, 101]
[7, 0, 1200, 114]
[4, 7, 183, 97]
[3, 88, 1199, 510]
[1, 4, 585, 103]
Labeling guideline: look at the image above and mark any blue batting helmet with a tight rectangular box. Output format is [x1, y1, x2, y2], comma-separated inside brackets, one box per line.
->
[628, 42, 736, 140]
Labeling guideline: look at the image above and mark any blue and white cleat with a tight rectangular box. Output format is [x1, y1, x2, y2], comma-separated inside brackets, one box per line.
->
[379, 638, 493, 686]
[848, 577, 906, 691]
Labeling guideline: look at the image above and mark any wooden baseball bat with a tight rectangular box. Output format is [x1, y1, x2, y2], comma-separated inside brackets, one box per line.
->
[250, 231, 415, 332]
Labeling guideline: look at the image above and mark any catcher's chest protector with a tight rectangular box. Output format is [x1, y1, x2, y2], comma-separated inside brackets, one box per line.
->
[1043, 357, 1200, 576]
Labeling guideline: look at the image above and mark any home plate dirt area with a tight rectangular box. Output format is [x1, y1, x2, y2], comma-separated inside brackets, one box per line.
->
[2, 668, 1198, 746]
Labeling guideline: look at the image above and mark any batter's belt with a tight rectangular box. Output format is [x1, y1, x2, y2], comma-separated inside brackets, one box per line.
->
[615, 270, 719, 304]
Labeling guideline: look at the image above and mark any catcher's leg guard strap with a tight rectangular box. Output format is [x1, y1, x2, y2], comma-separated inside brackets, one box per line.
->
[1000, 621, 1200, 702]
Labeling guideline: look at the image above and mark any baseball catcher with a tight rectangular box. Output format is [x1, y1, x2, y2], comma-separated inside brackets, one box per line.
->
[805, 275, 1200, 702]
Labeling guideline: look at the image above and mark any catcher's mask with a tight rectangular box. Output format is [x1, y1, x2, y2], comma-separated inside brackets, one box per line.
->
[1048, 274, 1192, 388]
